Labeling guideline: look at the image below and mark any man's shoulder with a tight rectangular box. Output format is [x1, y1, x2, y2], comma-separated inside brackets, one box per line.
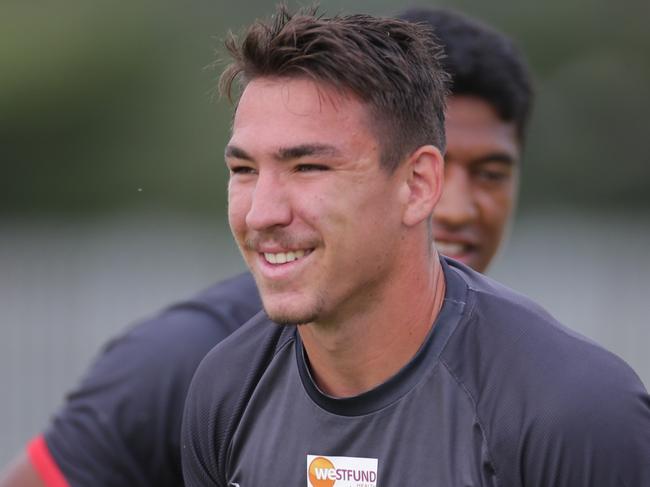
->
[182, 314, 295, 482]
[191, 312, 294, 396]
[95, 272, 261, 369]
[41, 272, 263, 487]
[167, 271, 261, 331]
[441, 259, 650, 485]
[444, 258, 645, 399]
[190, 271, 258, 307]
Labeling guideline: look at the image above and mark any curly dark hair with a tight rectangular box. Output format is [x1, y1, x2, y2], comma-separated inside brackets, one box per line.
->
[220, 5, 449, 171]
[398, 7, 533, 143]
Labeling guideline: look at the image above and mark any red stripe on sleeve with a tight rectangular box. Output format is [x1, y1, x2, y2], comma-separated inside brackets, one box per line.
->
[27, 436, 71, 487]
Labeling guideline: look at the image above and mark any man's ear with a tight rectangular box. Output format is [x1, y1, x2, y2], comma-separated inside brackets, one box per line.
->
[401, 145, 444, 227]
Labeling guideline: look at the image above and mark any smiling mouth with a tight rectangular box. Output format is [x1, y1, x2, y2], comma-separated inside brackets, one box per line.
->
[262, 249, 312, 264]
[435, 240, 475, 256]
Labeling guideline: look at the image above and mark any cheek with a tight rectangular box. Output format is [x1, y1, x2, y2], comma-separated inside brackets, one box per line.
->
[478, 188, 515, 234]
[337, 187, 400, 246]
[294, 183, 346, 226]
[227, 186, 251, 236]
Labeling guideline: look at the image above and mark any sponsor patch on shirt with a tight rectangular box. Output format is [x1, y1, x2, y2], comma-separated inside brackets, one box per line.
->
[307, 455, 378, 487]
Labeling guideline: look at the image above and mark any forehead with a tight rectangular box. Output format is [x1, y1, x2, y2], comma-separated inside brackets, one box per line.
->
[230, 77, 375, 152]
[445, 95, 520, 159]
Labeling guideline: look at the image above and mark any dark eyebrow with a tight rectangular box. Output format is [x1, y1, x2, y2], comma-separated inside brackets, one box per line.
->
[224, 145, 252, 161]
[225, 143, 342, 163]
[470, 153, 517, 166]
[275, 144, 342, 161]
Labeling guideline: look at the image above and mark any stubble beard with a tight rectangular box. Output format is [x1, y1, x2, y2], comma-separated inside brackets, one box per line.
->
[259, 280, 326, 327]
[240, 229, 325, 326]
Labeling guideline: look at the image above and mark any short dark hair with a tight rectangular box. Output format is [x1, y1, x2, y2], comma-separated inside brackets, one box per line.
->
[397, 7, 533, 143]
[220, 5, 449, 171]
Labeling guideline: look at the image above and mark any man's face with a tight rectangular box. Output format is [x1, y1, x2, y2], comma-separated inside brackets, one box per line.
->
[226, 78, 409, 325]
[433, 95, 520, 272]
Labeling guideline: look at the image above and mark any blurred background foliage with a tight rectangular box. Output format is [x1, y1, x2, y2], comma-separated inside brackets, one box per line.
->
[3, 0, 649, 216]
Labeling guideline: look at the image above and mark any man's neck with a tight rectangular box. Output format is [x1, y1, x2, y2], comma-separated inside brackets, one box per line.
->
[297, 254, 446, 398]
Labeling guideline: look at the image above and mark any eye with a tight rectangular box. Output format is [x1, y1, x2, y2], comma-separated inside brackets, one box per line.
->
[477, 169, 508, 182]
[473, 163, 512, 184]
[229, 165, 257, 176]
[295, 163, 330, 173]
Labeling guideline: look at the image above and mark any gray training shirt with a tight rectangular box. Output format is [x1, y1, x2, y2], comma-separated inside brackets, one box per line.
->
[182, 258, 650, 487]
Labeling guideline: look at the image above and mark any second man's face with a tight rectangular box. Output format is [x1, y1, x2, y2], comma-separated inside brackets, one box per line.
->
[434, 96, 520, 273]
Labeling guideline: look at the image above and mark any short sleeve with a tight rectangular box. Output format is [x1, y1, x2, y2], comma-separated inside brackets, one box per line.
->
[41, 306, 234, 487]
[40, 273, 261, 487]
[27, 435, 70, 487]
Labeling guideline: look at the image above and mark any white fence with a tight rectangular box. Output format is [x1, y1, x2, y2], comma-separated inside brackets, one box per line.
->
[1, 210, 648, 465]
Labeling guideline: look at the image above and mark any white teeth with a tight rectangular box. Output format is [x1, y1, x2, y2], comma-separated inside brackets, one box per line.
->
[435, 241, 467, 256]
[264, 250, 307, 265]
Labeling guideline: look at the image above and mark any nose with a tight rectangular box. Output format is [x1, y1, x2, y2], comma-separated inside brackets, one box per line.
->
[245, 170, 292, 231]
[433, 165, 478, 228]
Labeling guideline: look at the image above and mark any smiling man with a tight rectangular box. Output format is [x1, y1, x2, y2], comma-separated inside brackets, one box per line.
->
[181, 6, 650, 487]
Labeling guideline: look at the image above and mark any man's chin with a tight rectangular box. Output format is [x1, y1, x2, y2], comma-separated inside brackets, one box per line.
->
[256, 282, 324, 325]
[265, 309, 317, 327]
[262, 299, 319, 327]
